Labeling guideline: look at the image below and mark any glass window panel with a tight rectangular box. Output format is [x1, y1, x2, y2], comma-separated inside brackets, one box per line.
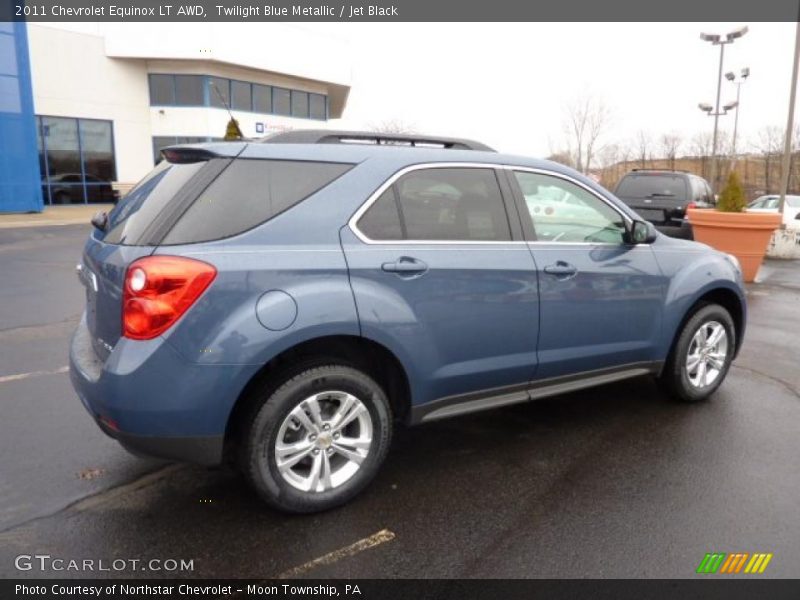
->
[514, 171, 626, 244]
[149, 74, 175, 105]
[253, 84, 272, 113]
[273, 87, 291, 116]
[208, 77, 230, 108]
[291, 91, 309, 118]
[174, 75, 204, 105]
[393, 168, 511, 241]
[231, 80, 252, 111]
[42, 117, 81, 183]
[309, 94, 326, 120]
[358, 188, 404, 240]
[79, 119, 115, 184]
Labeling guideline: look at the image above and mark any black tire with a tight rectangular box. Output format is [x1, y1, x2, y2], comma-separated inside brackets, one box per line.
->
[659, 303, 736, 402]
[240, 364, 392, 513]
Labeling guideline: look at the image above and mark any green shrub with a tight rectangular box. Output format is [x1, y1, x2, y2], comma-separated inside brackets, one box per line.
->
[717, 171, 747, 213]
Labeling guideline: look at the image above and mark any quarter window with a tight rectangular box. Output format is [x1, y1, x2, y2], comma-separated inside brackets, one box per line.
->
[514, 171, 626, 244]
[357, 168, 511, 242]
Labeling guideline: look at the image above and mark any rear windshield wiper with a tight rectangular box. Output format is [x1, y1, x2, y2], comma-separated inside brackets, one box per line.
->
[646, 193, 675, 198]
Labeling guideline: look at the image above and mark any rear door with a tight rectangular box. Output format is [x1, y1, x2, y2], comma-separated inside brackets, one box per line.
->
[341, 165, 540, 406]
[509, 168, 666, 380]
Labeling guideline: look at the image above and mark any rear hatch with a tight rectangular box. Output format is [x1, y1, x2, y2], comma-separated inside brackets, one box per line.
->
[79, 152, 232, 361]
[614, 173, 689, 224]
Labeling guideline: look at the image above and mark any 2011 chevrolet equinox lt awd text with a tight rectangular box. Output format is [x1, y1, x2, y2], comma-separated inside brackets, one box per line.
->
[70, 130, 746, 513]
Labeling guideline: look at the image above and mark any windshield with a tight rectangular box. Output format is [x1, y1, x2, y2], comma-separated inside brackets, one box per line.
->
[616, 174, 688, 200]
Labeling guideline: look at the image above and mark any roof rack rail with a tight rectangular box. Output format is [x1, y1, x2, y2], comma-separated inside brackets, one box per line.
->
[258, 129, 495, 152]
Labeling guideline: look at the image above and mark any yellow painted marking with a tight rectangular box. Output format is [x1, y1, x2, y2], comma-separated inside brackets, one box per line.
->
[0, 366, 68, 384]
[275, 529, 395, 579]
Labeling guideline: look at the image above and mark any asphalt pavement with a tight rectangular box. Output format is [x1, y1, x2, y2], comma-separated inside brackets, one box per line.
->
[0, 224, 798, 579]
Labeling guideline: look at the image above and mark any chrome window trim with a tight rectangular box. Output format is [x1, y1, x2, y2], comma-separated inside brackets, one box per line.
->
[348, 162, 639, 246]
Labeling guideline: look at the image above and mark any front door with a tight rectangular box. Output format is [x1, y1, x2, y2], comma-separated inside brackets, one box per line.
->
[508, 168, 666, 380]
[341, 165, 540, 406]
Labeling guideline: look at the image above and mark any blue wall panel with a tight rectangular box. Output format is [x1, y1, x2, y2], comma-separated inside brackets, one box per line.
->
[0, 22, 42, 213]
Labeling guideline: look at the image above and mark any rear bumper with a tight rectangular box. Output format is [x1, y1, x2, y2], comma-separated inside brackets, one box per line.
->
[95, 416, 223, 465]
[69, 313, 256, 465]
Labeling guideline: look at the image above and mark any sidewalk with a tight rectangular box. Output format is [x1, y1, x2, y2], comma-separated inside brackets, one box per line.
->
[0, 204, 114, 229]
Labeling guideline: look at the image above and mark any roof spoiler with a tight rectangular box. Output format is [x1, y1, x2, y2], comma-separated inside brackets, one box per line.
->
[161, 146, 220, 164]
[259, 129, 495, 152]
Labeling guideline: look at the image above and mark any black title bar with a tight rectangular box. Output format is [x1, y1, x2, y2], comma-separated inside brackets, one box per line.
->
[2, 0, 800, 22]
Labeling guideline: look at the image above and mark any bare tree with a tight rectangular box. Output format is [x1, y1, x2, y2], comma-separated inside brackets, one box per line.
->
[635, 131, 652, 169]
[369, 119, 417, 134]
[562, 95, 611, 174]
[751, 125, 783, 192]
[660, 133, 682, 170]
[690, 131, 714, 180]
[545, 151, 575, 168]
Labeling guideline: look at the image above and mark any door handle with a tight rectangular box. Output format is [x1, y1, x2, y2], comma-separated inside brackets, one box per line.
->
[544, 261, 578, 278]
[382, 257, 428, 275]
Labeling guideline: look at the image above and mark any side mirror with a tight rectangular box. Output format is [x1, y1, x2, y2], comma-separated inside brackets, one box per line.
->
[627, 220, 657, 244]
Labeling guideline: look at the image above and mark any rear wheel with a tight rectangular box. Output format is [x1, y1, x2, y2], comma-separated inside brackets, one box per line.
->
[241, 364, 392, 513]
[659, 303, 735, 402]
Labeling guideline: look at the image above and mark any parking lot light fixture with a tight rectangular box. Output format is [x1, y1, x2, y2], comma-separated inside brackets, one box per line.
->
[699, 26, 749, 191]
[727, 68, 750, 158]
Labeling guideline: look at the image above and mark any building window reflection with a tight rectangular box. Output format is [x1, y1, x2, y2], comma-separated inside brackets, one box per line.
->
[37, 116, 117, 205]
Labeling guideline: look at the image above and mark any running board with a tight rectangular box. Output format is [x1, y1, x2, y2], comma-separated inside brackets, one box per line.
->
[409, 362, 662, 424]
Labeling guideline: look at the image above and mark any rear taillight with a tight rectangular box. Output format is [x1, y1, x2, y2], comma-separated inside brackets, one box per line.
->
[122, 256, 216, 340]
[687, 201, 697, 209]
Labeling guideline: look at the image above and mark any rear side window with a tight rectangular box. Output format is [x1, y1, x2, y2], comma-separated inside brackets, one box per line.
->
[162, 159, 352, 244]
[103, 160, 206, 245]
[616, 174, 688, 200]
[357, 188, 404, 240]
[357, 167, 511, 242]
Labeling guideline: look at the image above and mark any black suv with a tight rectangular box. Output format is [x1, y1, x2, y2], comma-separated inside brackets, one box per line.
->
[614, 170, 715, 235]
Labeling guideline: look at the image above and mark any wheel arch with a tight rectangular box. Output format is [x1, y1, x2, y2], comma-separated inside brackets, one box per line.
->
[667, 285, 746, 363]
[223, 334, 411, 461]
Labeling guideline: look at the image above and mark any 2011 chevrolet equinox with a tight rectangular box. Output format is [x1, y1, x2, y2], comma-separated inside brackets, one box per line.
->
[70, 130, 746, 513]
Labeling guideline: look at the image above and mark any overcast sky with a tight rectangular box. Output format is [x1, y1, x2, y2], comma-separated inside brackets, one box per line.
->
[304, 22, 797, 159]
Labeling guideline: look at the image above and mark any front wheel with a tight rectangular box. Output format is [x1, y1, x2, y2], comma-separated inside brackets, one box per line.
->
[241, 364, 392, 513]
[659, 304, 736, 402]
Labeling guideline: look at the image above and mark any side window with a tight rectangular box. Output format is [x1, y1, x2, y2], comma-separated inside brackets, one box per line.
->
[398, 168, 510, 241]
[162, 159, 352, 244]
[357, 167, 512, 242]
[357, 188, 404, 240]
[514, 171, 626, 244]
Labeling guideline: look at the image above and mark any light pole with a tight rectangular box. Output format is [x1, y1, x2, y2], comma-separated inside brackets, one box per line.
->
[725, 67, 750, 158]
[778, 22, 800, 218]
[699, 26, 748, 191]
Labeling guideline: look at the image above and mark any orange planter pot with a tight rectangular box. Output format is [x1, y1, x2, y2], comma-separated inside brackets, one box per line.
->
[687, 209, 782, 282]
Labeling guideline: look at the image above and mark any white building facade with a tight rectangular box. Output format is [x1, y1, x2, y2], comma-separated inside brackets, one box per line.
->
[27, 23, 351, 204]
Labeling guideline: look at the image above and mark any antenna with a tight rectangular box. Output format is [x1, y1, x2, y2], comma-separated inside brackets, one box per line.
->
[210, 81, 244, 140]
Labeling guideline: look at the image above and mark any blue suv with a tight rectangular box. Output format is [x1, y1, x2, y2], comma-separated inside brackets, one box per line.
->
[70, 130, 746, 512]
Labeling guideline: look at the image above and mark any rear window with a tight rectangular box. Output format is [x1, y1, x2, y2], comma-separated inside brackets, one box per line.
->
[103, 160, 206, 245]
[161, 159, 352, 244]
[616, 174, 688, 200]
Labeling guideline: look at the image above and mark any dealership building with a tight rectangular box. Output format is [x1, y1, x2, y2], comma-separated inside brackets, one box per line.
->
[0, 22, 351, 212]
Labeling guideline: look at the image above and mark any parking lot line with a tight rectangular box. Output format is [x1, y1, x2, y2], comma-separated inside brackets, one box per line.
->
[275, 528, 396, 579]
[0, 366, 68, 384]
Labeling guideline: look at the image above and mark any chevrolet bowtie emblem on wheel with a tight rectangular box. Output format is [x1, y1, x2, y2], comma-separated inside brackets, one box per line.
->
[696, 552, 774, 574]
